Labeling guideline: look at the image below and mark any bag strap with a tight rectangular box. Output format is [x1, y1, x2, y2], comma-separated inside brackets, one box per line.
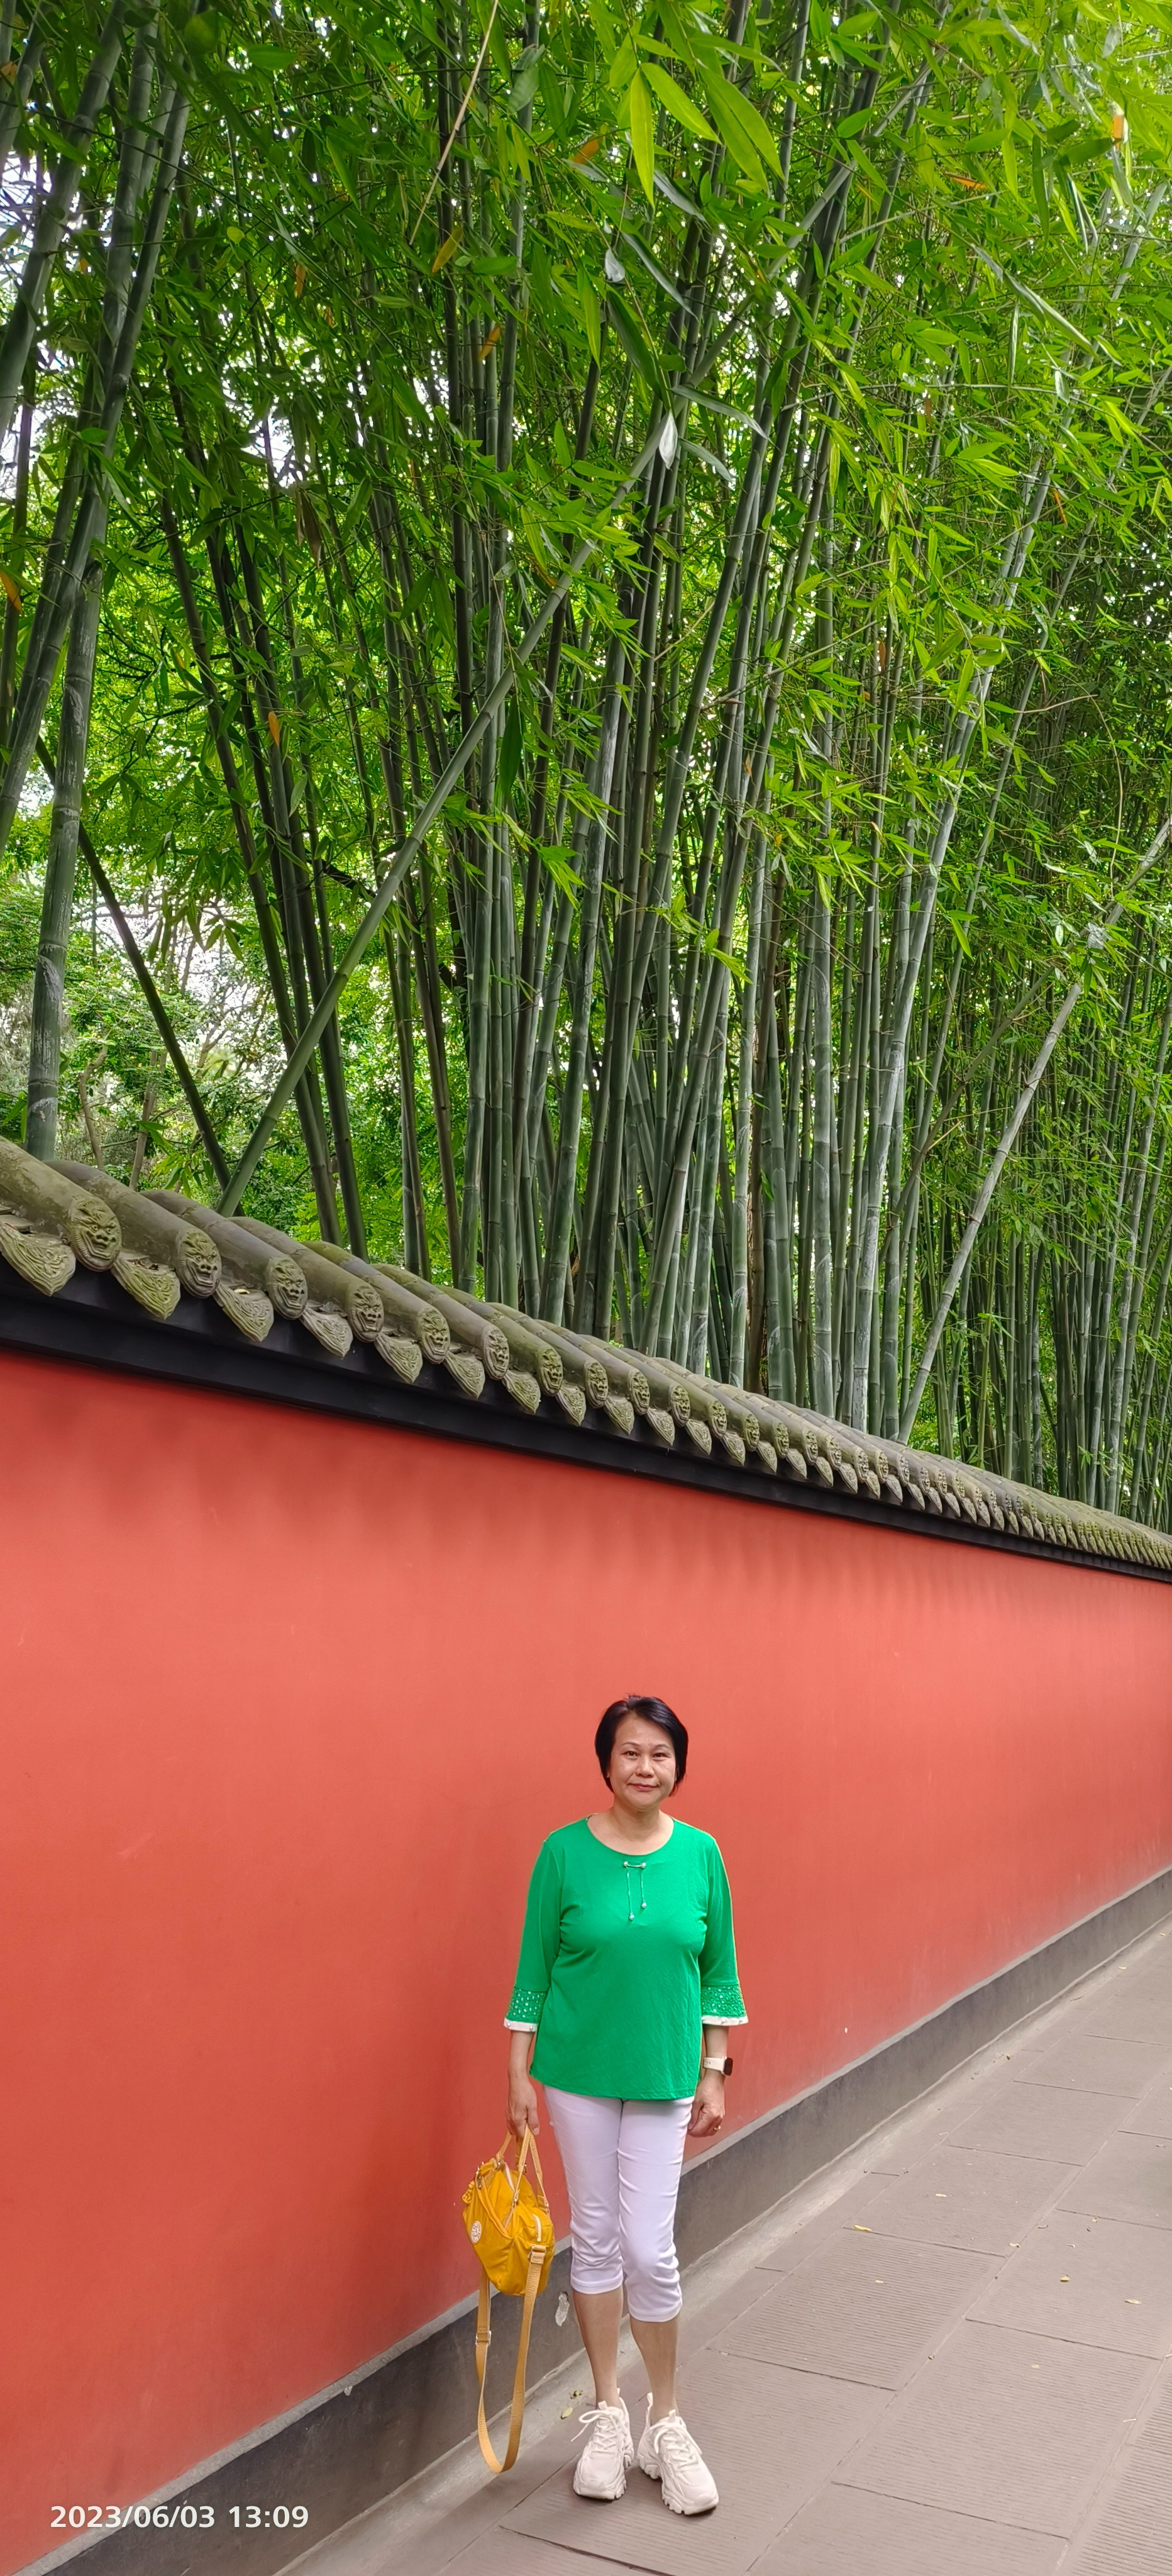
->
[495, 2124, 549, 2203]
[473, 2238, 546, 2475]
[517, 2125, 546, 2195]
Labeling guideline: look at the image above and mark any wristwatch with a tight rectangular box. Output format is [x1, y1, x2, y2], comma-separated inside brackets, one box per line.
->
[703, 2055, 734, 2075]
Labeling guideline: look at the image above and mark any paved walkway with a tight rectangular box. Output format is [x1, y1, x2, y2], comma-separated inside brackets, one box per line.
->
[284, 1919, 1172, 2576]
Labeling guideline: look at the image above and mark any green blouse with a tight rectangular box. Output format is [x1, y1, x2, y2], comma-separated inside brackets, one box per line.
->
[505, 1818, 746, 2101]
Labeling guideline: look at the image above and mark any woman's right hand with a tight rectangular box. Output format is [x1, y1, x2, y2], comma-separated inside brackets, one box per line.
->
[508, 2074, 540, 2139]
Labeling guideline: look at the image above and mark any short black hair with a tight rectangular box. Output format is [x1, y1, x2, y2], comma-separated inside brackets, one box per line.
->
[595, 1695, 688, 1790]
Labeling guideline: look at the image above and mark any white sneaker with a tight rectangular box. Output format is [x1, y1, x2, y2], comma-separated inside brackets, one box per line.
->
[637, 2400, 719, 2513]
[573, 2398, 633, 2499]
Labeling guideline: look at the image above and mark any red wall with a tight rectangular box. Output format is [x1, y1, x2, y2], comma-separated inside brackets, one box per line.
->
[4, 1350, 1172, 2573]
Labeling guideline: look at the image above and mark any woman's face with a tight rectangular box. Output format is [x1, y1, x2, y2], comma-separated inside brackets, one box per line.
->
[607, 1716, 677, 1807]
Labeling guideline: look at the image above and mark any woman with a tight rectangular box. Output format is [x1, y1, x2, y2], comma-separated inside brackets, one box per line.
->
[505, 1693, 746, 2516]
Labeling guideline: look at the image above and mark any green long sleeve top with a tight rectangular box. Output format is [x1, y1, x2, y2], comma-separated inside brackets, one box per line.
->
[505, 1817, 747, 2101]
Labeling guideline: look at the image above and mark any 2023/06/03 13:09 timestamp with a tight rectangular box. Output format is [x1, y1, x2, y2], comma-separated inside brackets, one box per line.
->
[50, 2505, 309, 2533]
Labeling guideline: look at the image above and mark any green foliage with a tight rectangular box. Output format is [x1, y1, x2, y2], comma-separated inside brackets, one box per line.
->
[5, 1, 1172, 1515]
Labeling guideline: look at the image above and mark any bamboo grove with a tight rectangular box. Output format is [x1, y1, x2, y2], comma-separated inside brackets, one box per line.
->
[6, 1, 1172, 1520]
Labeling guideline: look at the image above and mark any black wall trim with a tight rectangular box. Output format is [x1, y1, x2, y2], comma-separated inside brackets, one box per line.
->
[3, 1266, 1167, 1583]
[27, 1864, 1172, 2576]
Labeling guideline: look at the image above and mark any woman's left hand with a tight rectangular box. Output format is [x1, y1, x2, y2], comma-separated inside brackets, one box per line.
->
[688, 2072, 726, 2139]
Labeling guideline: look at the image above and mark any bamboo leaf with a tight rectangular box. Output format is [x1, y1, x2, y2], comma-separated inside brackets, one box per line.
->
[608, 33, 638, 94]
[499, 697, 524, 804]
[653, 166, 705, 220]
[607, 289, 670, 401]
[629, 70, 656, 202]
[619, 229, 691, 309]
[641, 60, 716, 142]
[579, 275, 602, 360]
[700, 72, 780, 178]
[972, 247, 1098, 354]
[682, 438, 734, 486]
[700, 75, 767, 187]
[509, 45, 541, 115]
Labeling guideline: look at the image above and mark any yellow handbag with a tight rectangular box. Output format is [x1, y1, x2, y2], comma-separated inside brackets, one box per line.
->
[462, 2127, 555, 2472]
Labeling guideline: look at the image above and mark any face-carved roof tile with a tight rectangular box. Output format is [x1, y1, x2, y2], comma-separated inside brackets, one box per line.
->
[1, 1136, 1167, 1577]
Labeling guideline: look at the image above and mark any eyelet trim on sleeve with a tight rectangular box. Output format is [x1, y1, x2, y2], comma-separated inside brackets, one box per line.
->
[506, 1985, 547, 2026]
[700, 1981, 748, 2023]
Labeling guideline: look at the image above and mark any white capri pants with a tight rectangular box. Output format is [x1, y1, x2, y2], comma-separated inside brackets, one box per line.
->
[545, 2088, 693, 2323]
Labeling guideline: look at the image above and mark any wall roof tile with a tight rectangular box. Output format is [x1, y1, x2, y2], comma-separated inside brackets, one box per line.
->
[1, 1137, 1168, 1576]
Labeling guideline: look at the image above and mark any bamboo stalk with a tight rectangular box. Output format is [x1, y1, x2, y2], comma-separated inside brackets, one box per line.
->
[902, 821, 1172, 1438]
[0, 1, 126, 450]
